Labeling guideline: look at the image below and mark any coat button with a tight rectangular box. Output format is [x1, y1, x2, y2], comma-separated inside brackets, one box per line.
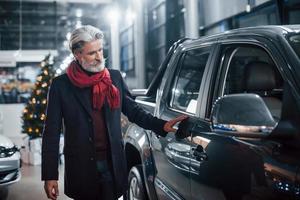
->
[90, 157, 94, 161]
[89, 137, 92, 142]
[88, 118, 92, 123]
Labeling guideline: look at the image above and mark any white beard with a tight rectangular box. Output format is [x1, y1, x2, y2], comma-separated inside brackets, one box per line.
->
[81, 59, 105, 72]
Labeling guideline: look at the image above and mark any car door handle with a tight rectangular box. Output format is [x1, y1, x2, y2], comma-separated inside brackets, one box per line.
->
[192, 146, 208, 161]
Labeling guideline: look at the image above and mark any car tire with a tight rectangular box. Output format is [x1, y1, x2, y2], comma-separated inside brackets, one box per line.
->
[128, 165, 147, 200]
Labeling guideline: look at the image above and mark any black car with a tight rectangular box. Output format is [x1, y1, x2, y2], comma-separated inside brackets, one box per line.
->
[122, 25, 300, 200]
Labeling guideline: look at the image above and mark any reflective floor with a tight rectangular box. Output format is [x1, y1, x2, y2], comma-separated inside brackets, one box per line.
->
[7, 164, 69, 200]
[4, 163, 124, 200]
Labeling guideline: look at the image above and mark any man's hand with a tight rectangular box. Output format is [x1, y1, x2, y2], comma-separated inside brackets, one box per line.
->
[163, 115, 189, 132]
[44, 180, 59, 200]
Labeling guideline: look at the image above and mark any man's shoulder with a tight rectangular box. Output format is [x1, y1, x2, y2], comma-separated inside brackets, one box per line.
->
[107, 68, 121, 77]
[108, 68, 123, 82]
[52, 73, 68, 81]
[51, 73, 69, 86]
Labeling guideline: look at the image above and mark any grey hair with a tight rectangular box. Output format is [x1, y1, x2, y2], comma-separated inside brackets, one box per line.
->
[69, 25, 104, 53]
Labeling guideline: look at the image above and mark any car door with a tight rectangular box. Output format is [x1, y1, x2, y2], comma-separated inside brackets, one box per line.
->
[151, 44, 215, 200]
[187, 40, 300, 200]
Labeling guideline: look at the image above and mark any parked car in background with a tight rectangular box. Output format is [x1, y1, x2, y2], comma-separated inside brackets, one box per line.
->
[0, 135, 21, 200]
[122, 25, 300, 200]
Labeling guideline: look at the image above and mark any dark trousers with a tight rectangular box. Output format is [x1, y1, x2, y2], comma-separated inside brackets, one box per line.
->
[97, 160, 116, 200]
[74, 160, 116, 200]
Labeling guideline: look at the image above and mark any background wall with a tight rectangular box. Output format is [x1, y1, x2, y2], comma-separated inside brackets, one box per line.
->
[201, 0, 271, 26]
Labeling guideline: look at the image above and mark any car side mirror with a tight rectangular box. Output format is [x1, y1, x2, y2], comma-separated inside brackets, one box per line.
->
[131, 89, 148, 97]
[131, 88, 157, 103]
[211, 94, 277, 138]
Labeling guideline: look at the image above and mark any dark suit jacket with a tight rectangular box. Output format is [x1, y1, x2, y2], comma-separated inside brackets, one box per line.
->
[41, 69, 167, 199]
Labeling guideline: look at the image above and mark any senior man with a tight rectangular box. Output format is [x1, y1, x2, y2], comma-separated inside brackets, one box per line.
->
[41, 25, 187, 200]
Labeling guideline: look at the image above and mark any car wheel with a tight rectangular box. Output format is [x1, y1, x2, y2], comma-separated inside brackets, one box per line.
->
[128, 165, 147, 200]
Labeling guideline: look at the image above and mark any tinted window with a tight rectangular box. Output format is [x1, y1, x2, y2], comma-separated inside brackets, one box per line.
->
[223, 46, 281, 95]
[170, 47, 211, 114]
[222, 45, 283, 120]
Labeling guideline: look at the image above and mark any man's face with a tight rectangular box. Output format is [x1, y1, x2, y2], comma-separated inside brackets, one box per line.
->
[75, 39, 105, 72]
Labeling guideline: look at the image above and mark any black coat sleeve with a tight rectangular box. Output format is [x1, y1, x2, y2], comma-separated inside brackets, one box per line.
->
[41, 78, 62, 180]
[119, 72, 168, 137]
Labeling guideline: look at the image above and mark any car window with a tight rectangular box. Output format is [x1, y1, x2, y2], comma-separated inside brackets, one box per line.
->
[170, 47, 211, 114]
[221, 45, 283, 121]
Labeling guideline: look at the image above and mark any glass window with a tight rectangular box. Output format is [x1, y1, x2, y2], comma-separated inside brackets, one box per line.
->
[146, 0, 167, 86]
[223, 46, 281, 95]
[170, 47, 211, 114]
[0, 63, 39, 104]
[148, 3, 166, 27]
[289, 10, 300, 24]
[166, 0, 185, 48]
[120, 25, 135, 75]
[237, 4, 278, 28]
[221, 45, 283, 121]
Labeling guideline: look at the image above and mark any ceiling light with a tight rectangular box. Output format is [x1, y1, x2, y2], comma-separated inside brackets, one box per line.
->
[107, 7, 120, 25]
[126, 9, 136, 25]
[76, 9, 83, 18]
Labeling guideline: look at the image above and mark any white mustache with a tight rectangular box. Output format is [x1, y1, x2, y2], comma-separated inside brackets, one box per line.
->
[91, 61, 101, 66]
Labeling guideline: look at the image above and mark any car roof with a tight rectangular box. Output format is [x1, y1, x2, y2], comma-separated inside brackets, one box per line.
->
[221, 25, 300, 35]
[181, 25, 300, 47]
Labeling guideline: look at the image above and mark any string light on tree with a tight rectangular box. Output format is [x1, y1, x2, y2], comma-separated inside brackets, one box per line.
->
[37, 76, 42, 82]
[22, 54, 56, 138]
[41, 83, 48, 88]
[40, 114, 46, 120]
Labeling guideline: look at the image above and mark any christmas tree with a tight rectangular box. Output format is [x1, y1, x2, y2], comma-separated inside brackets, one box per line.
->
[22, 54, 55, 138]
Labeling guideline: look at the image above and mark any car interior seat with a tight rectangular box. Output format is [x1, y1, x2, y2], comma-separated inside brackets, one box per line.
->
[243, 61, 282, 121]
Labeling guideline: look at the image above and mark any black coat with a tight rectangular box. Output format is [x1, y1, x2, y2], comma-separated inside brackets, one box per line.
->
[41, 69, 167, 199]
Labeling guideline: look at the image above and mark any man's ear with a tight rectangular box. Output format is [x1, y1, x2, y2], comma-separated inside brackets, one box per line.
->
[73, 50, 81, 60]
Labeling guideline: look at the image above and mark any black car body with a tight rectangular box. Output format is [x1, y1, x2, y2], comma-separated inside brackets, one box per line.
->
[123, 25, 300, 200]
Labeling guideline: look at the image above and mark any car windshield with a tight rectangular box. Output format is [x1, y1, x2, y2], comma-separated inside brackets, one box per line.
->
[287, 33, 300, 59]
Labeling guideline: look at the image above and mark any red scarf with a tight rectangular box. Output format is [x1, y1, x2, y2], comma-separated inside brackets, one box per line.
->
[66, 60, 120, 110]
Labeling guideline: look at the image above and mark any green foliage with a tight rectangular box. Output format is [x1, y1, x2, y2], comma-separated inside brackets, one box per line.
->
[21, 54, 55, 138]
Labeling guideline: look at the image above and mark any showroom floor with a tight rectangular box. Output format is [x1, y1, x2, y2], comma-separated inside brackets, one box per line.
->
[7, 164, 70, 200]
[7, 164, 123, 200]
